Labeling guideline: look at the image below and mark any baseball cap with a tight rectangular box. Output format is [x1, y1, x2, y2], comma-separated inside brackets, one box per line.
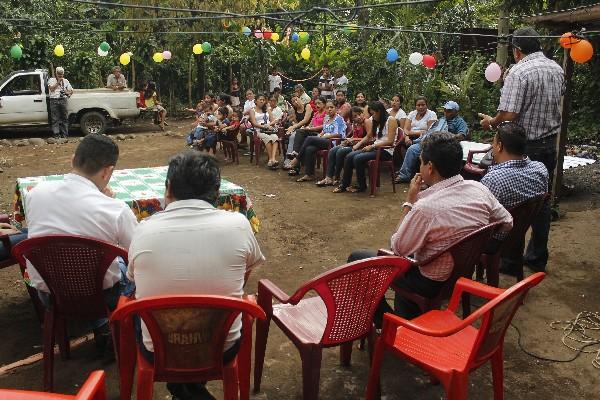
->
[511, 27, 541, 54]
[443, 101, 459, 111]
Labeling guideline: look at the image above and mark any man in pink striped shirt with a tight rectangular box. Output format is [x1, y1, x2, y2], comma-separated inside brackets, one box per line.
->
[348, 132, 512, 320]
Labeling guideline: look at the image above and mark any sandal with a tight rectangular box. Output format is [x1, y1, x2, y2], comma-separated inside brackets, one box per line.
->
[288, 169, 299, 176]
[347, 186, 365, 193]
[333, 186, 346, 193]
[332, 179, 340, 187]
[316, 178, 333, 187]
[296, 175, 314, 182]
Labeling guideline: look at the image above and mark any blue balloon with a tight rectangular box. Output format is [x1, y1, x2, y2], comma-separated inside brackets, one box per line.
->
[242, 26, 251, 36]
[291, 32, 299, 42]
[386, 48, 399, 63]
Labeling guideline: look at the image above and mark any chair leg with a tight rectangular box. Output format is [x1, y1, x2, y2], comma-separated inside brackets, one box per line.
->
[321, 156, 328, 180]
[300, 345, 322, 400]
[238, 318, 254, 400]
[365, 336, 386, 400]
[223, 364, 240, 400]
[339, 342, 353, 366]
[136, 366, 154, 400]
[57, 317, 70, 360]
[42, 310, 56, 392]
[368, 163, 377, 196]
[388, 164, 396, 193]
[446, 375, 469, 400]
[358, 337, 366, 350]
[491, 349, 505, 400]
[253, 317, 271, 393]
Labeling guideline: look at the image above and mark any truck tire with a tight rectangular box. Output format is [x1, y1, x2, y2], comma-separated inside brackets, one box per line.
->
[80, 111, 106, 135]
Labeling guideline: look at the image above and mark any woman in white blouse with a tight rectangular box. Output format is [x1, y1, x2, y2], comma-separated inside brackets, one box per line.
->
[386, 94, 408, 128]
[403, 96, 437, 146]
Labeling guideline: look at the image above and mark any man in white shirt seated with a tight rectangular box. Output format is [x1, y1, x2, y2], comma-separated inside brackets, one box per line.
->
[128, 151, 265, 400]
[106, 66, 127, 90]
[25, 134, 138, 356]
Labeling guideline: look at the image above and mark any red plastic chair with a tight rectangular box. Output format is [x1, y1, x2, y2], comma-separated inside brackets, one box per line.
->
[366, 273, 546, 400]
[461, 146, 492, 181]
[380, 221, 504, 318]
[367, 128, 404, 197]
[0, 214, 18, 269]
[219, 125, 241, 165]
[0, 370, 107, 400]
[253, 256, 413, 400]
[478, 194, 549, 285]
[11, 235, 128, 392]
[110, 295, 266, 400]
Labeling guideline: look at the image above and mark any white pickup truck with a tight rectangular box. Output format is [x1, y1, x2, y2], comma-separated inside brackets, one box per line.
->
[0, 69, 140, 135]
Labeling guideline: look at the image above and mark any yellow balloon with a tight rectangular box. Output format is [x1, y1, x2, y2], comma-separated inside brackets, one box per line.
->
[271, 32, 280, 42]
[54, 44, 65, 57]
[192, 43, 203, 55]
[301, 47, 310, 60]
[153, 52, 164, 63]
[119, 53, 131, 65]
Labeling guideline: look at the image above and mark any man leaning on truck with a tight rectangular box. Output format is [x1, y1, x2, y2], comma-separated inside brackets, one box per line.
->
[106, 66, 127, 91]
[47, 67, 73, 138]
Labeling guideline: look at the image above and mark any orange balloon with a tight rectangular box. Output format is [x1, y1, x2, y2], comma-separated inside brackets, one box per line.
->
[570, 39, 594, 64]
[559, 32, 580, 49]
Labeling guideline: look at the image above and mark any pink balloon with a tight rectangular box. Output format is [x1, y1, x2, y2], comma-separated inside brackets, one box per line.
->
[162, 50, 172, 60]
[422, 54, 436, 69]
[254, 30, 263, 39]
[484, 62, 502, 82]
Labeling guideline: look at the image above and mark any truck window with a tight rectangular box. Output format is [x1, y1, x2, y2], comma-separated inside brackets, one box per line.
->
[0, 74, 42, 96]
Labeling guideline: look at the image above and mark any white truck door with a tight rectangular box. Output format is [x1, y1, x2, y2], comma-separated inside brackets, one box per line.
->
[0, 73, 47, 124]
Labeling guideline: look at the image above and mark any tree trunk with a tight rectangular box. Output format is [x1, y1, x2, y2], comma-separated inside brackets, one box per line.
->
[195, 54, 205, 99]
[496, 1, 510, 67]
[357, 0, 370, 45]
[188, 56, 193, 106]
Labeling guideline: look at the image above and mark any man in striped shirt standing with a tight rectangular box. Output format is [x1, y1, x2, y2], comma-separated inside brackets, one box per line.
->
[479, 27, 564, 273]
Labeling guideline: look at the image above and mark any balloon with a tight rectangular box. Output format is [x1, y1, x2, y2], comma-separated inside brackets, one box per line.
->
[254, 30, 263, 39]
[242, 26, 251, 36]
[343, 24, 358, 34]
[298, 31, 309, 41]
[484, 62, 502, 82]
[408, 52, 423, 65]
[127, 52, 133, 56]
[119, 53, 131, 65]
[386, 48, 398, 63]
[570, 39, 594, 64]
[291, 32, 299, 42]
[97, 47, 108, 56]
[271, 32, 280, 42]
[263, 30, 272, 40]
[153, 52, 164, 63]
[99, 41, 110, 52]
[162, 50, 172, 60]
[201, 42, 212, 54]
[54, 45, 65, 57]
[422, 54, 436, 69]
[300, 47, 310, 60]
[192, 43, 203, 55]
[559, 32, 580, 49]
[10, 44, 23, 59]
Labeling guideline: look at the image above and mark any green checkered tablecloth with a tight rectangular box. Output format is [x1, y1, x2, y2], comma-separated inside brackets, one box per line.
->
[14, 166, 259, 233]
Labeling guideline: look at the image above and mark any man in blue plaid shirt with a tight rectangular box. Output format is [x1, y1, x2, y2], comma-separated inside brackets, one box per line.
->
[479, 27, 564, 273]
[481, 122, 548, 275]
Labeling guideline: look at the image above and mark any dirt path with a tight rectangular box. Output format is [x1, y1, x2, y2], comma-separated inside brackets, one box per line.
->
[0, 120, 598, 399]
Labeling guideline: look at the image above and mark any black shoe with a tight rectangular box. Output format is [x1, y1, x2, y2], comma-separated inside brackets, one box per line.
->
[186, 383, 216, 400]
[524, 260, 546, 273]
[499, 264, 518, 277]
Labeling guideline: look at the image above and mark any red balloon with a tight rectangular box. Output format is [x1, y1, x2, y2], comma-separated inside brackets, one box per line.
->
[422, 54, 436, 69]
[263, 30, 272, 40]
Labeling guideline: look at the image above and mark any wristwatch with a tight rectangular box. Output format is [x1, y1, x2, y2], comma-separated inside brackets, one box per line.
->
[402, 202, 413, 210]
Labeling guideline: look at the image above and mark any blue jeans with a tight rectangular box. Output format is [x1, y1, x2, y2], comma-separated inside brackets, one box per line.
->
[341, 150, 392, 191]
[0, 229, 28, 260]
[397, 142, 421, 181]
[326, 145, 353, 179]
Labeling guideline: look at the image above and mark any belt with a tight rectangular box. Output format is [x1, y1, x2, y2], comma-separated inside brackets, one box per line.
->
[527, 134, 556, 146]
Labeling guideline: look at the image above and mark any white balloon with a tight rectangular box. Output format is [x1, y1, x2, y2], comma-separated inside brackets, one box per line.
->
[97, 47, 108, 57]
[484, 62, 502, 82]
[408, 52, 423, 65]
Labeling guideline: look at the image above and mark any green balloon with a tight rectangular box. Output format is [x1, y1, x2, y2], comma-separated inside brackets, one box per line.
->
[99, 41, 110, 52]
[10, 44, 22, 59]
[201, 42, 212, 54]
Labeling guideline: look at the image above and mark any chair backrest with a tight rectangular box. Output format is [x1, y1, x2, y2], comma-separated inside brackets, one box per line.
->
[12, 235, 128, 319]
[0, 370, 107, 400]
[288, 256, 412, 346]
[110, 295, 265, 377]
[501, 194, 549, 257]
[469, 272, 545, 365]
[429, 222, 504, 301]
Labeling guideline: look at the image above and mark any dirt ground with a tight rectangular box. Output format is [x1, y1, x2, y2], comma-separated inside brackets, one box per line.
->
[0, 119, 598, 399]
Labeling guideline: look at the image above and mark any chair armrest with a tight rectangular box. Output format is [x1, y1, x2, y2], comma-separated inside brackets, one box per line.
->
[377, 248, 394, 256]
[115, 295, 134, 311]
[466, 147, 492, 164]
[447, 277, 505, 312]
[257, 279, 291, 304]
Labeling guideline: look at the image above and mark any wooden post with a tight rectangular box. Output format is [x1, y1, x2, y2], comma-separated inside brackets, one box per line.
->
[496, 1, 510, 67]
[188, 55, 193, 107]
[552, 49, 574, 206]
[131, 59, 136, 90]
